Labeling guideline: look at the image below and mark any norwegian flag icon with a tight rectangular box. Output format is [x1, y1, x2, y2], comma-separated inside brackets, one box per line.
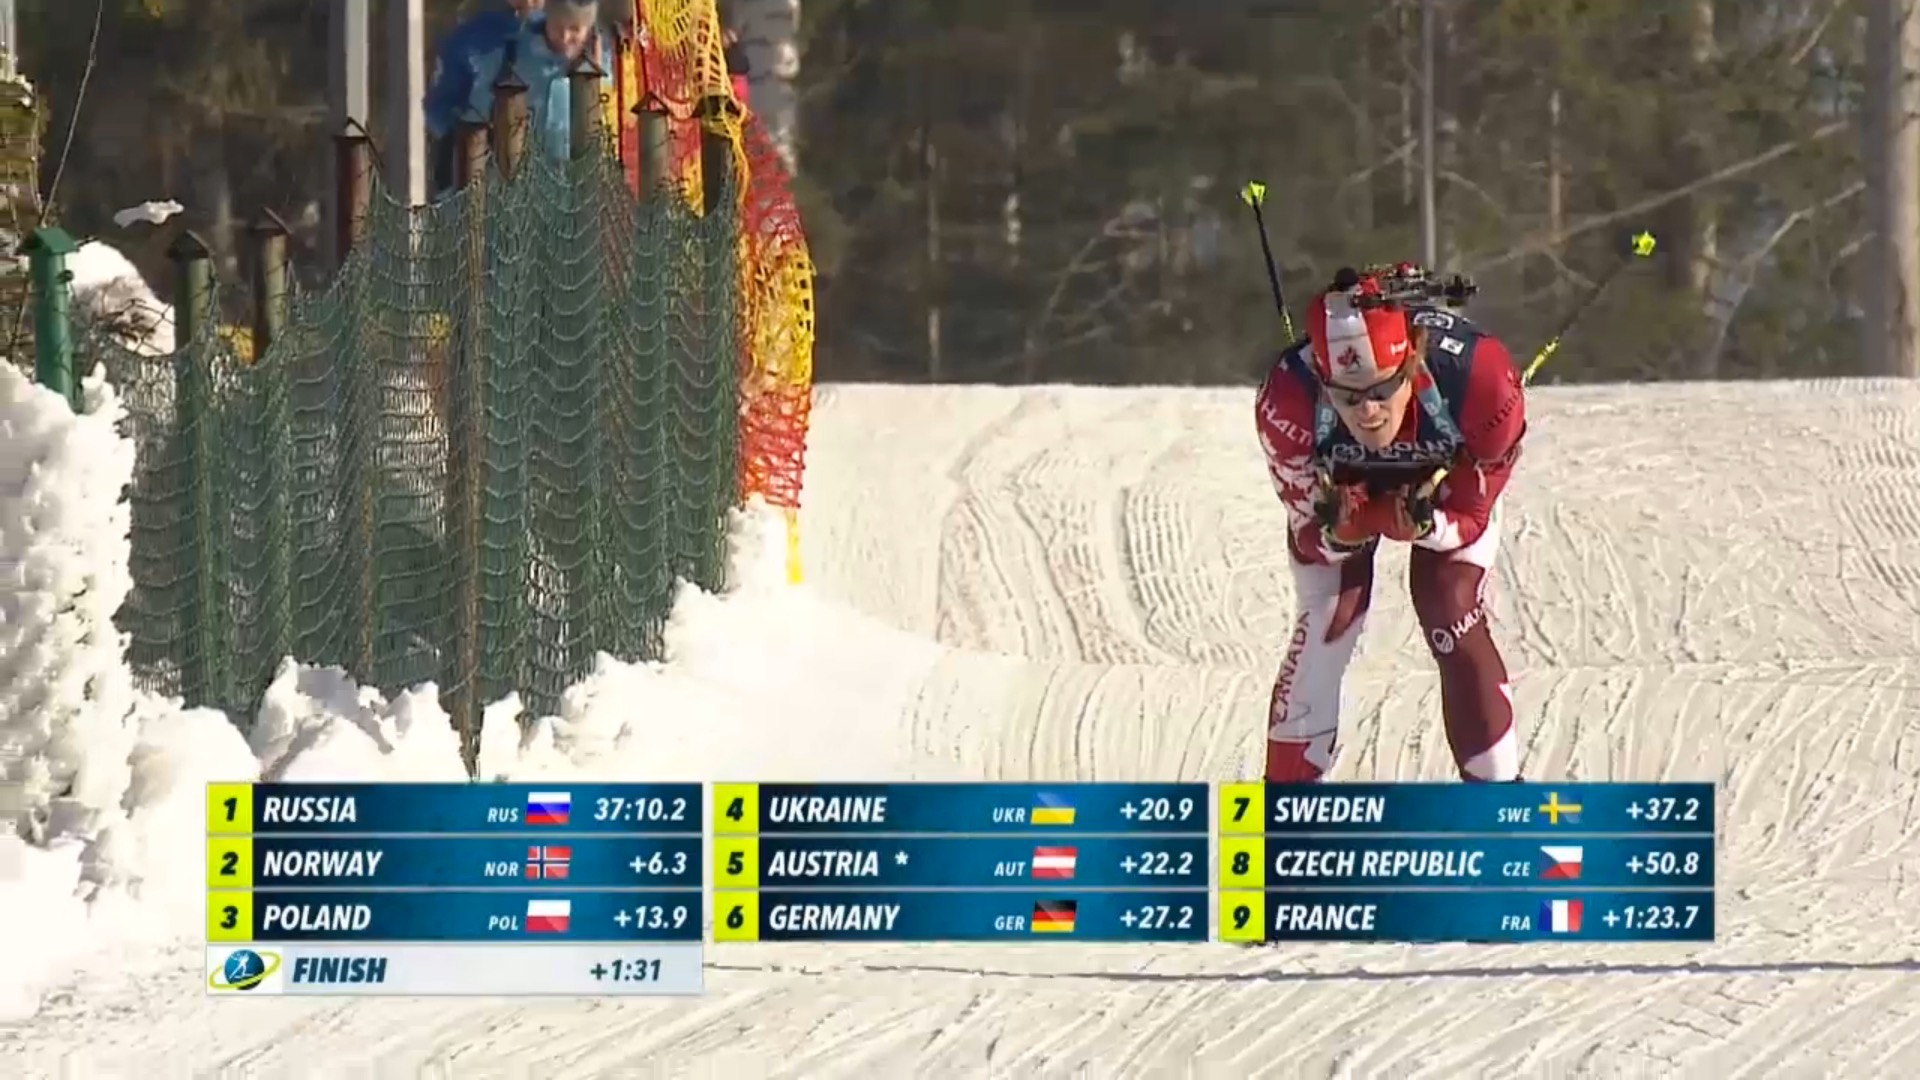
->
[526, 845, 572, 880]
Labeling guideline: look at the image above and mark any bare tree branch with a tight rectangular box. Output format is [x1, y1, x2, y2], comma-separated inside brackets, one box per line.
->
[1787, 0, 1850, 68]
[1465, 120, 1851, 273]
[1703, 180, 1866, 368]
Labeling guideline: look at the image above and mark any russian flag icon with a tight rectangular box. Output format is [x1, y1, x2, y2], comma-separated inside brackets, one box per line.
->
[526, 791, 571, 826]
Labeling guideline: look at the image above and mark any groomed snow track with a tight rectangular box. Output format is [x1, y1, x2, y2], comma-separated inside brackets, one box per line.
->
[7, 380, 1920, 1076]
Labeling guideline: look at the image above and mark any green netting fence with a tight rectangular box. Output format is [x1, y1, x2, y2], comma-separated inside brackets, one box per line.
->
[79, 145, 741, 759]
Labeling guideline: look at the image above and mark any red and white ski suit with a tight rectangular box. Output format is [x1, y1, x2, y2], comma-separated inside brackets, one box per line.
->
[1254, 319, 1526, 783]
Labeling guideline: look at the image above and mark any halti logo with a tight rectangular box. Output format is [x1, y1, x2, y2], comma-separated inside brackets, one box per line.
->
[1428, 602, 1485, 655]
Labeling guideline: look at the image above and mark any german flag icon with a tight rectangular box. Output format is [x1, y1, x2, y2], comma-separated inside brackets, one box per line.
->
[1032, 900, 1077, 934]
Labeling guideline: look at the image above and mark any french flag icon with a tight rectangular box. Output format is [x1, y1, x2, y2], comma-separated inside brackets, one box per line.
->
[526, 791, 571, 826]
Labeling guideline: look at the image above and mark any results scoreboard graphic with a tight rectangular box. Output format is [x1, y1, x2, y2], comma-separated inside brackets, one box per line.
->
[205, 779, 1715, 994]
[710, 783, 1212, 942]
[205, 783, 704, 996]
[1216, 782, 1715, 943]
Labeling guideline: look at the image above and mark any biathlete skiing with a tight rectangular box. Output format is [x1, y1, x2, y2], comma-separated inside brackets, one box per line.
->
[1254, 263, 1526, 784]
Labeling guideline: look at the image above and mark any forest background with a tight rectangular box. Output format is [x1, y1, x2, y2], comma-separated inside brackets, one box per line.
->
[14, 0, 1913, 385]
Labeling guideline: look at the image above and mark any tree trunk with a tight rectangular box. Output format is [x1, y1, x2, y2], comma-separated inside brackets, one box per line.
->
[1546, 84, 1566, 305]
[732, 0, 801, 174]
[1398, 1, 1414, 210]
[924, 128, 943, 382]
[1431, 0, 1458, 268]
[196, 118, 239, 285]
[1353, 23, 1374, 234]
[1864, 0, 1920, 378]
[1664, 0, 1720, 378]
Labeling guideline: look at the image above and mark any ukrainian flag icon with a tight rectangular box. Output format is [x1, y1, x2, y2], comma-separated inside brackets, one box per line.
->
[1031, 793, 1076, 826]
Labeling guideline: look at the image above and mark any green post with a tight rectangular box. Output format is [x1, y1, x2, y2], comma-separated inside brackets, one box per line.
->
[249, 211, 291, 355]
[22, 226, 79, 410]
[170, 229, 213, 355]
[697, 95, 736, 218]
[694, 99, 741, 591]
[248, 211, 292, 695]
[167, 228, 220, 709]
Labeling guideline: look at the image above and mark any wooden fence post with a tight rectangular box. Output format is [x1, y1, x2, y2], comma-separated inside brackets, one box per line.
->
[569, 55, 605, 162]
[489, 68, 530, 181]
[332, 126, 374, 268]
[634, 95, 672, 202]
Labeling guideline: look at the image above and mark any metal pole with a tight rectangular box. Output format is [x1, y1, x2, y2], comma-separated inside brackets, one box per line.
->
[386, 0, 427, 206]
[329, 0, 371, 265]
[0, 0, 19, 82]
[25, 227, 77, 410]
[1419, 0, 1437, 267]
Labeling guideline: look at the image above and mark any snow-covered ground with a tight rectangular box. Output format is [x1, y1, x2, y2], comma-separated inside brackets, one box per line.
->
[2, 246, 1919, 1072]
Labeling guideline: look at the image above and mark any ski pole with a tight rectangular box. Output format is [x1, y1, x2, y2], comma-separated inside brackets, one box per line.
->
[1515, 229, 1659, 385]
[1418, 229, 1657, 497]
[1240, 181, 1295, 342]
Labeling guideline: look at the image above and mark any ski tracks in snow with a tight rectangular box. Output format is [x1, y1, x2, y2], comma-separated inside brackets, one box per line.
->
[7, 381, 1920, 1076]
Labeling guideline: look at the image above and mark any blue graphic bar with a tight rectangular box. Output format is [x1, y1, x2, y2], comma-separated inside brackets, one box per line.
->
[211, 889, 701, 942]
[724, 782, 1209, 835]
[1244, 835, 1712, 888]
[738, 835, 1208, 888]
[1222, 889, 1715, 942]
[219, 836, 703, 888]
[1228, 783, 1714, 835]
[725, 889, 1209, 942]
[209, 783, 703, 835]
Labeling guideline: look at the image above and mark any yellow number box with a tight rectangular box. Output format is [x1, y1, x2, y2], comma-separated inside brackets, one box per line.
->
[207, 783, 253, 834]
[714, 891, 760, 942]
[713, 783, 759, 834]
[1217, 782, 1263, 835]
[207, 890, 254, 942]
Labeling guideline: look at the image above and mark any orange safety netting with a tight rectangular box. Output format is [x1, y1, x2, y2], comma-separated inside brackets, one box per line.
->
[735, 109, 813, 514]
[604, 2, 814, 567]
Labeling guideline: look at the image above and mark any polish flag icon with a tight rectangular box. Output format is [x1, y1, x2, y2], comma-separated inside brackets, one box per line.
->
[526, 899, 572, 934]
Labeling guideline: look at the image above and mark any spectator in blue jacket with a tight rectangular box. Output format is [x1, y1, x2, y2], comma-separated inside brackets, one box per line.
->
[427, 0, 545, 192]
[465, 0, 604, 167]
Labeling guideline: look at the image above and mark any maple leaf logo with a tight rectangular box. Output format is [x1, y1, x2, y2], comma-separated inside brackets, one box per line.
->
[1335, 346, 1362, 370]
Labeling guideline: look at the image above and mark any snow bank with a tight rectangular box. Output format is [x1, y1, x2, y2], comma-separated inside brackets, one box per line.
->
[240, 503, 954, 790]
[0, 362, 256, 1018]
[65, 239, 174, 356]
[0, 272, 956, 1017]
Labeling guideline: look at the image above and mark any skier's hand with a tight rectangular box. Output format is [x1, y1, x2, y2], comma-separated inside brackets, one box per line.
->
[1323, 482, 1435, 546]
[1398, 474, 1441, 540]
[1315, 481, 1378, 552]
[1367, 481, 1436, 543]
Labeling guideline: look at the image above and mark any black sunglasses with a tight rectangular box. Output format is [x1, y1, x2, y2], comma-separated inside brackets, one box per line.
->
[1324, 363, 1412, 408]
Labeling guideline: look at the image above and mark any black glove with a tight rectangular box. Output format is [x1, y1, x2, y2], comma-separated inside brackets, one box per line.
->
[1399, 475, 1441, 540]
[1313, 476, 1378, 552]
